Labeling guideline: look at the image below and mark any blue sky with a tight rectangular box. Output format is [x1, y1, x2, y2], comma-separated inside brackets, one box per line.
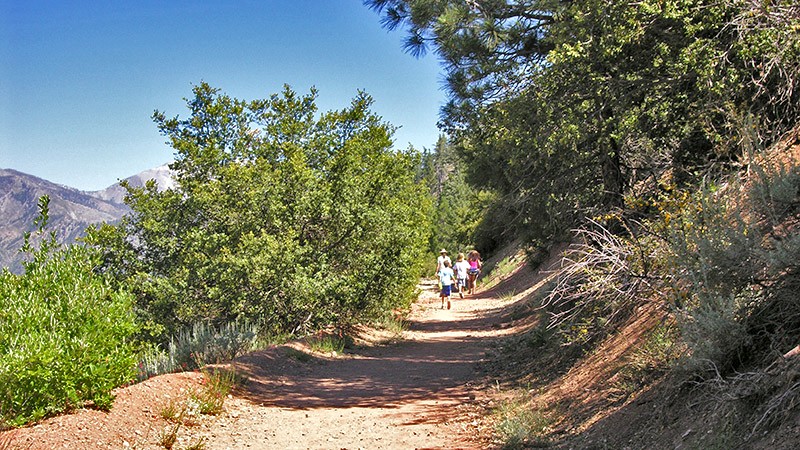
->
[0, 1, 445, 191]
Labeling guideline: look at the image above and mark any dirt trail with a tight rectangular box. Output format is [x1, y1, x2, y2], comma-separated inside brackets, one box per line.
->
[4, 277, 521, 450]
[198, 279, 508, 449]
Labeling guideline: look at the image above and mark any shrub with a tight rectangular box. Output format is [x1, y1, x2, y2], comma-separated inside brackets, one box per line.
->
[0, 197, 137, 426]
[89, 84, 431, 344]
[655, 154, 800, 377]
[543, 219, 655, 347]
[137, 318, 260, 379]
[493, 390, 551, 449]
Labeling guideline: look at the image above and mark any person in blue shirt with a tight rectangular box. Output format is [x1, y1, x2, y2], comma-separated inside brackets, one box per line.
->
[438, 260, 456, 309]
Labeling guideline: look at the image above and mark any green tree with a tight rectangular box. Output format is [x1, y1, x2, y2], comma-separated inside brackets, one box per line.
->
[90, 83, 431, 342]
[368, 0, 800, 246]
[417, 135, 491, 259]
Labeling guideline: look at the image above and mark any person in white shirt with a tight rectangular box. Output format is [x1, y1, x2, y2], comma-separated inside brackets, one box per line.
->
[436, 249, 451, 274]
[453, 252, 470, 298]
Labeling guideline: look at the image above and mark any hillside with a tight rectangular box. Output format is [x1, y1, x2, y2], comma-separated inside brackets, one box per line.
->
[0, 169, 129, 272]
[0, 165, 174, 273]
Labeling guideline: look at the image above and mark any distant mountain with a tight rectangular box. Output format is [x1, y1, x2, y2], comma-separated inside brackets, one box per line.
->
[0, 165, 175, 273]
[90, 164, 176, 205]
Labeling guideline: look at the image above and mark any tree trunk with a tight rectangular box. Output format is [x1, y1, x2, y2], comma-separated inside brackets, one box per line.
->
[601, 136, 624, 209]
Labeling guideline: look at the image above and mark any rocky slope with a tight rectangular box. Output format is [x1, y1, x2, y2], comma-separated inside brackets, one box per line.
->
[0, 165, 174, 273]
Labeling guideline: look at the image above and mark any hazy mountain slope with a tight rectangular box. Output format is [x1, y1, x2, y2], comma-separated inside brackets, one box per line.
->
[0, 165, 174, 273]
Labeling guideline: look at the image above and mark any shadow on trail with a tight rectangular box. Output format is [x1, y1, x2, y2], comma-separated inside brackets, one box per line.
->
[227, 270, 552, 412]
[231, 294, 506, 411]
[407, 306, 506, 334]
[233, 337, 485, 410]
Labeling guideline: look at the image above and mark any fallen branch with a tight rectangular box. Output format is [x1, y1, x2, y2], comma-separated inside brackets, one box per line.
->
[783, 344, 800, 359]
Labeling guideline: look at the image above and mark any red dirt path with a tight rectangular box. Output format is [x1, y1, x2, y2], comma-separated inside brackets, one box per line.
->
[3, 278, 521, 449]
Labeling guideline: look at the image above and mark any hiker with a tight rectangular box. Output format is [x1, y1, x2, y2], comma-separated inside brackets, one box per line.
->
[454, 252, 470, 298]
[467, 250, 482, 295]
[438, 259, 456, 309]
[436, 248, 451, 274]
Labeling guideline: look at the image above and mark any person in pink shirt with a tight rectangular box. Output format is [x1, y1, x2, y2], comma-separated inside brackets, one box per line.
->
[466, 250, 482, 295]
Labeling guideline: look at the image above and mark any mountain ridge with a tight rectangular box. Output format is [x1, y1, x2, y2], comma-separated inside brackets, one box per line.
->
[0, 165, 174, 273]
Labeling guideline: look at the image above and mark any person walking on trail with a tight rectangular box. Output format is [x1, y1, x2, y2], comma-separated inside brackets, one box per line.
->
[438, 260, 456, 309]
[467, 250, 482, 295]
[436, 249, 451, 274]
[454, 252, 470, 299]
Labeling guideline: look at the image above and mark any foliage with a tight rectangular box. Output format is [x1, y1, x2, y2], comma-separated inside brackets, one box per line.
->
[611, 323, 683, 400]
[159, 397, 185, 423]
[367, 0, 800, 440]
[154, 369, 238, 449]
[0, 196, 137, 427]
[368, 0, 800, 250]
[548, 145, 800, 373]
[493, 390, 552, 449]
[305, 333, 347, 354]
[190, 368, 239, 416]
[542, 219, 658, 346]
[418, 135, 492, 259]
[628, 323, 683, 374]
[89, 83, 431, 344]
[654, 154, 800, 377]
[137, 318, 261, 380]
[157, 421, 181, 450]
[284, 347, 313, 363]
[374, 313, 409, 340]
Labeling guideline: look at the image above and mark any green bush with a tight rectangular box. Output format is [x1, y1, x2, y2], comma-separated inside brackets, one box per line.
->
[0, 197, 137, 426]
[89, 84, 431, 344]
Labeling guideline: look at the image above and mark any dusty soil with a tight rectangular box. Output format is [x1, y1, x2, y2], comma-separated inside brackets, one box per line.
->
[2, 273, 529, 450]
[7, 240, 799, 450]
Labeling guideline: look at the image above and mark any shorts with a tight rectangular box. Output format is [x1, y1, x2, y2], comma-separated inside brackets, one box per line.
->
[440, 285, 452, 297]
[458, 277, 467, 288]
[468, 268, 480, 276]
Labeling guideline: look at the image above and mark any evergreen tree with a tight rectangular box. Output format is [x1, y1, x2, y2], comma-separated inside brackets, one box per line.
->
[368, 0, 800, 247]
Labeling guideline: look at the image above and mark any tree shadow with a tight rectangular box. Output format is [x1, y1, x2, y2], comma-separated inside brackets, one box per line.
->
[228, 263, 558, 412]
[232, 334, 491, 410]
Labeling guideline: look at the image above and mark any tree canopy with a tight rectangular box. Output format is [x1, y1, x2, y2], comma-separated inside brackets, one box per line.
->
[90, 83, 431, 342]
[368, 0, 800, 249]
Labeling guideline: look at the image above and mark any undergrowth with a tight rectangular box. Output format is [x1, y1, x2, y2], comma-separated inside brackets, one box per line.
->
[481, 254, 521, 290]
[538, 136, 800, 443]
[0, 197, 137, 427]
[493, 389, 552, 449]
[153, 368, 240, 449]
[305, 333, 347, 354]
[137, 318, 264, 380]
